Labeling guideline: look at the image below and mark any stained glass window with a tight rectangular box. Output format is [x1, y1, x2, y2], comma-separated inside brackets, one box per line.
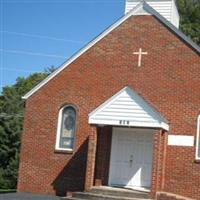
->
[59, 106, 76, 150]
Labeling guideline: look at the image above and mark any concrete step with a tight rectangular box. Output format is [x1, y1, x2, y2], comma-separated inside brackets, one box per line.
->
[72, 192, 149, 200]
[90, 187, 150, 199]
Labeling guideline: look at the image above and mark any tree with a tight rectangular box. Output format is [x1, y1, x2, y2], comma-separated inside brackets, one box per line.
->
[0, 72, 49, 189]
[177, 0, 200, 45]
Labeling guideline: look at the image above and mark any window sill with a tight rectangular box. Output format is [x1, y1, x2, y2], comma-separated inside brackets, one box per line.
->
[194, 159, 200, 163]
[54, 149, 73, 154]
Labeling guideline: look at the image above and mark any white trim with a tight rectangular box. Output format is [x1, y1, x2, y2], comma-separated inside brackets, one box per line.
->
[55, 106, 64, 151]
[89, 86, 169, 131]
[127, 5, 151, 16]
[89, 119, 169, 130]
[168, 135, 194, 147]
[55, 105, 76, 151]
[22, 1, 200, 100]
[195, 115, 200, 160]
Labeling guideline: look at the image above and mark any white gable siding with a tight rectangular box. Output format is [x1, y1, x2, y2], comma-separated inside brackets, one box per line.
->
[89, 87, 169, 130]
[171, 0, 180, 28]
[125, 0, 179, 28]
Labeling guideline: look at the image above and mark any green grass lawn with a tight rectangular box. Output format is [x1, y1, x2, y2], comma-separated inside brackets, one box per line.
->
[0, 189, 16, 194]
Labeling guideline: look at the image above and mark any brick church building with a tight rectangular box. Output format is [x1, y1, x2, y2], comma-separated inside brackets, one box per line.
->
[17, 0, 200, 199]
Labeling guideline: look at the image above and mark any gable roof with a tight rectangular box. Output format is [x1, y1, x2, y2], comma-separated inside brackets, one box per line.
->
[89, 86, 169, 131]
[22, 1, 200, 100]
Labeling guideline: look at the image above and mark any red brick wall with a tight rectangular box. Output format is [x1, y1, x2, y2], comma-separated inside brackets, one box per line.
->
[84, 127, 97, 191]
[18, 15, 200, 199]
[150, 131, 163, 198]
[94, 126, 112, 186]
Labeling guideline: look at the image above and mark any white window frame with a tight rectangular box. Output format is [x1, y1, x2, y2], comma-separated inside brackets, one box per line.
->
[55, 105, 76, 151]
[195, 115, 200, 160]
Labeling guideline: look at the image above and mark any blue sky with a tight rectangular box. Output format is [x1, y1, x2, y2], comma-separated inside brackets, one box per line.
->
[0, 0, 125, 91]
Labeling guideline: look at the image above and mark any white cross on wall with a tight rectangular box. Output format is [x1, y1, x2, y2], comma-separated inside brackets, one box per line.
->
[133, 48, 148, 67]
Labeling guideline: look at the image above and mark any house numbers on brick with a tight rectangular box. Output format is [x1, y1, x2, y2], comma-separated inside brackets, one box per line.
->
[133, 48, 148, 67]
[119, 120, 130, 125]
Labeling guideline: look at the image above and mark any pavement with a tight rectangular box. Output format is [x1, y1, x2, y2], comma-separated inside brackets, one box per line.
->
[0, 193, 61, 200]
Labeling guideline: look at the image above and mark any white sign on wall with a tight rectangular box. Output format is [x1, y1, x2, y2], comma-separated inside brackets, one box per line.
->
[168, 135, 194, 147]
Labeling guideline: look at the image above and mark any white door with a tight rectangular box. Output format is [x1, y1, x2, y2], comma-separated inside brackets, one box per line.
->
[109, 128, 154, 190]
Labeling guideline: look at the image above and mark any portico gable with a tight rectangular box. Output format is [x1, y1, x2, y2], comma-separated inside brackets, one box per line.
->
[89, 87, 169, 131]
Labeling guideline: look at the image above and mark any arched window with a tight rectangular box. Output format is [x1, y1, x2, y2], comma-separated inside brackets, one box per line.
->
[56, 105, 76, 151]
[196, 115, 200, 159]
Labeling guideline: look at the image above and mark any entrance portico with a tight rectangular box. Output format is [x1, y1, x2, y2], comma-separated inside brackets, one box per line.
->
[85, 86, 169, 195]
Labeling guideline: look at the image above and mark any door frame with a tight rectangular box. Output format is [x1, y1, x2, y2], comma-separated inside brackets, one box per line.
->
[108, 127, 154, 191]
